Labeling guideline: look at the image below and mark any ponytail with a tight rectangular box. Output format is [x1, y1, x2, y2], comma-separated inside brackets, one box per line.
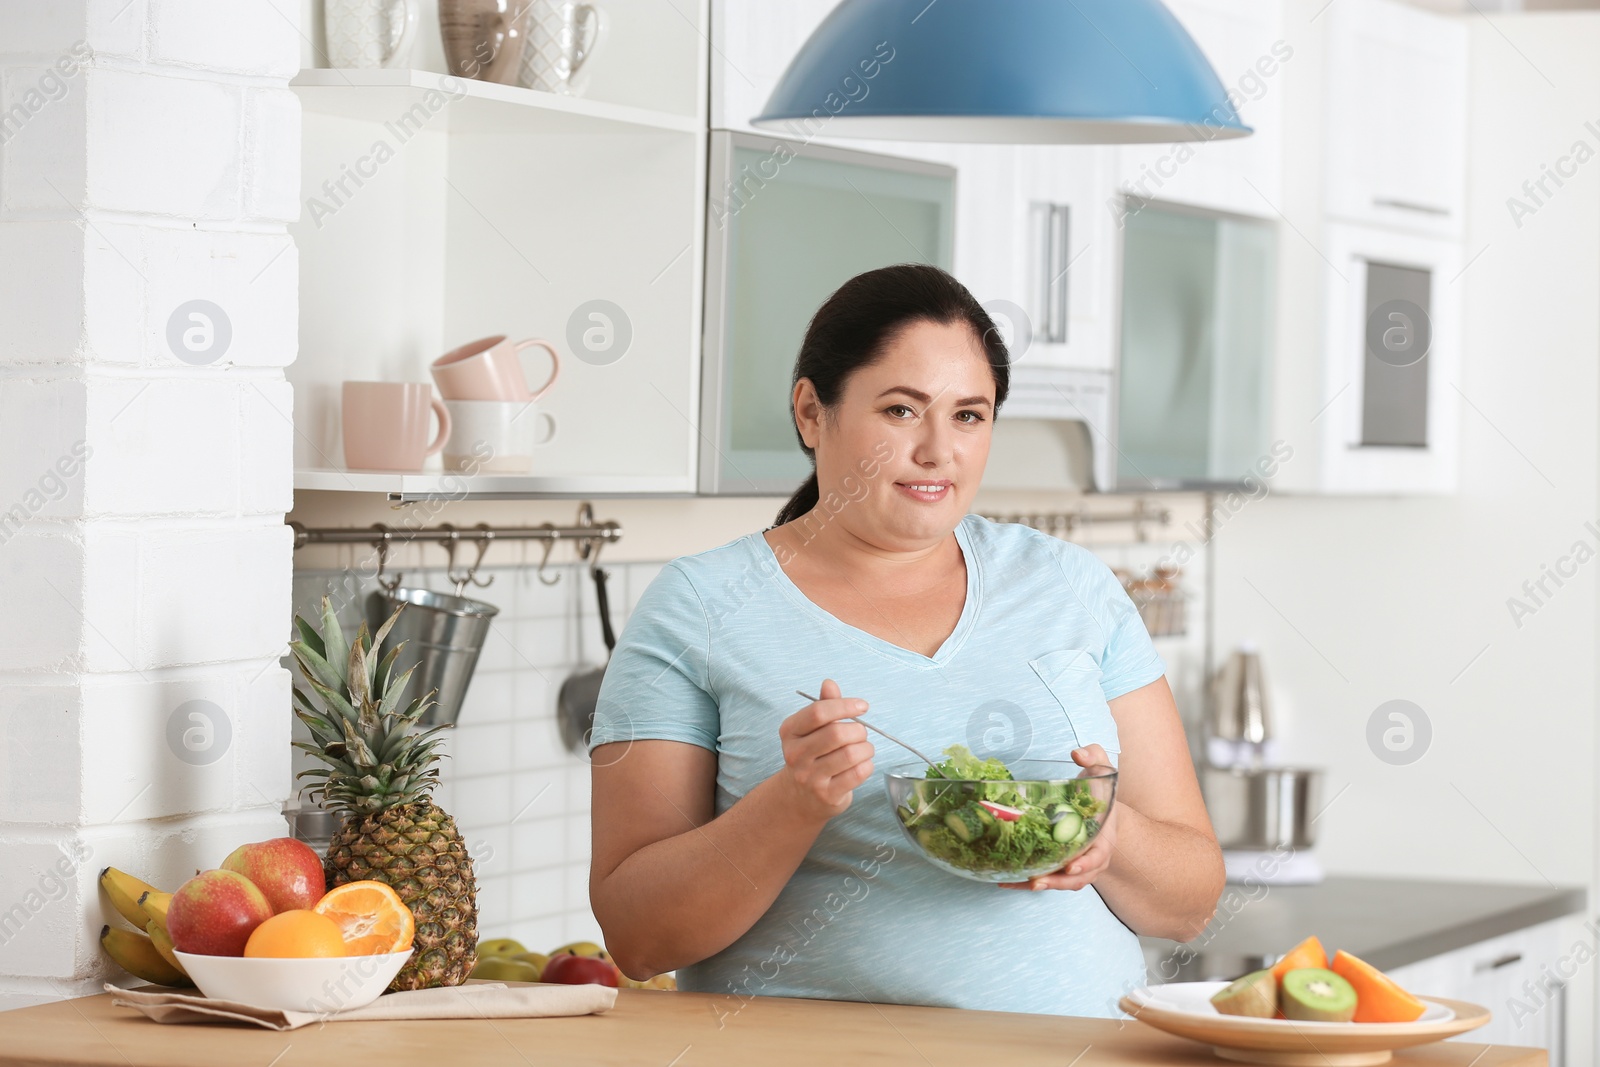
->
[774, 472, 821, 529]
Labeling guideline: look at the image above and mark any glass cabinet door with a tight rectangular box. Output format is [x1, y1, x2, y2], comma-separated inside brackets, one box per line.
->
[1116, 203, 1275, 489]
[700, 133, 955, 495]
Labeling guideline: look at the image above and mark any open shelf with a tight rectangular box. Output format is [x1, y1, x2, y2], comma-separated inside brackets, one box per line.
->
[295, 468, 694, 502]
[291, 68, 701, 136]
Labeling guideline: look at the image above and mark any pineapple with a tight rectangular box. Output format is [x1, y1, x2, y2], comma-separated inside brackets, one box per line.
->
[289, 596, 478, 990]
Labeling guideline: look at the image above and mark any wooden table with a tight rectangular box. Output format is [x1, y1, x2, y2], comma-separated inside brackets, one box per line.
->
[0, 987, 1547, 1067]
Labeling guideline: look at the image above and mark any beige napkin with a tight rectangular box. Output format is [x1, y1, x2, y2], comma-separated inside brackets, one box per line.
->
[106, 980, 616, 1032]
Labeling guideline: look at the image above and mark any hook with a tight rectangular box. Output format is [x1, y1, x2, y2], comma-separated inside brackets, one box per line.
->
[372, 524, 402, 595]
[462, 524, 496, 591]
[440, 524, 488, 596]
[535, 529, 561, 586]
[573, 502, 597, 562]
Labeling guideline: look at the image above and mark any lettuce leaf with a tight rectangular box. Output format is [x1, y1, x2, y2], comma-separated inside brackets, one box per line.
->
[928, 744, 1013, 783]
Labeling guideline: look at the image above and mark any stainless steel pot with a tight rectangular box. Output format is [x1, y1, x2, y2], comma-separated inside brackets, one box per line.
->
[371, 586, 499, 727]
[1202, 765, 1322, 851]
[284, 804, 340, 857]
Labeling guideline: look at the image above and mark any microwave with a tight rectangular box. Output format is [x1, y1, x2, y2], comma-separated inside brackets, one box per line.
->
[699, 130, 956, 495]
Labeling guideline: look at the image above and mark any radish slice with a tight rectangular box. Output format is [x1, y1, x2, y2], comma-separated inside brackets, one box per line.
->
[979, 800, 1024, 822]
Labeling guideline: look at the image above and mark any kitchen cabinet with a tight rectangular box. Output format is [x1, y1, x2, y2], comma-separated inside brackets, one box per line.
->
[1116, 202, 1277, 488]
[1385, 920, 1567, 1065]
[698, 132, 956, 495]
[288, 4, 710, 500]
[1325, 0, 1468, 238]
[1314, 220, 1462, 494]
[1013, 146, 1118, 374]
[1111, 0, 1288, 221]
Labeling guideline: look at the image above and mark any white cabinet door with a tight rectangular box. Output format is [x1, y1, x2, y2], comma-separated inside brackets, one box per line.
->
[1384, 921, 1566, 1064]
[1112, 0, 1289, 220]
[1315, 221, 1461, 493]
[1325, 0, 1468, 237]
[1012, 146, 1117, 372]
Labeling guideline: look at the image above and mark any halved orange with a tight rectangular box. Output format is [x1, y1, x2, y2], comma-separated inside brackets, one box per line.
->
[1270, 935, 1328, 982]
[312, 880, 415, 955]
[1331, 949, 1427, 1023]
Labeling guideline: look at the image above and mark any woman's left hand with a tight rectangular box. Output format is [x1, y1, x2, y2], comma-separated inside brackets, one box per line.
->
[998, 744, 1118, 893]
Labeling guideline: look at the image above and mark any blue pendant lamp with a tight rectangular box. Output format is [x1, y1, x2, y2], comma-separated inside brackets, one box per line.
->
[752, 0, 1250, 144]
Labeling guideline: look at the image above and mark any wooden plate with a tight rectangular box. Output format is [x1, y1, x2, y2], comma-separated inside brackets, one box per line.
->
[1119, 983, 1491, 1066]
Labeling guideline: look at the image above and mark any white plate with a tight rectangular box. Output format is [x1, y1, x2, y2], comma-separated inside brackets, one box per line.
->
[1120, 983, 1489, 1067]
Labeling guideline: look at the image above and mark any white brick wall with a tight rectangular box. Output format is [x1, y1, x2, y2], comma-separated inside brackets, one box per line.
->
[0, 0, 299, 1007]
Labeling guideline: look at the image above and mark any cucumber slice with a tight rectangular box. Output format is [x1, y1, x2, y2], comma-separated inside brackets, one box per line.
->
[915, 827, 940, 850]
[1051, 810, 1084, 843]
[946, 805, 986, 843]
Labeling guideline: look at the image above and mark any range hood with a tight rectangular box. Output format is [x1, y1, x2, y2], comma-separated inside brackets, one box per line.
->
[991, 364, 1115, 492]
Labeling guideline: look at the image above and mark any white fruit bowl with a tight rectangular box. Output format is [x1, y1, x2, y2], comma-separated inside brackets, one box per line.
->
[174, 950, 412, 1013]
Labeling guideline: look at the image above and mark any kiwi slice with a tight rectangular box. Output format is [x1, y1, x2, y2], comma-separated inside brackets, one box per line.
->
[1280, 968, 1358, 1022]
[1210, 969, 1277, 1018]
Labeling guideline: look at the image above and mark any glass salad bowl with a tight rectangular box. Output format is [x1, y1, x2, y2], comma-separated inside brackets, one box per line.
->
[884, 754, 1117, 884]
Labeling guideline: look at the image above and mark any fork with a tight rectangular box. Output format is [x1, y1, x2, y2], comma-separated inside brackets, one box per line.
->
[794, 690, 938, 770]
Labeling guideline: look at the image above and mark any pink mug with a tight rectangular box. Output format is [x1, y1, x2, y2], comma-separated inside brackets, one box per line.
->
[431, 335, 561, 402]
[341, 381, 451, 471]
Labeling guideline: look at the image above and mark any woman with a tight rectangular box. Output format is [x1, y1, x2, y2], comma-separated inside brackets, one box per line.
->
[589, 264, 1222, 1018]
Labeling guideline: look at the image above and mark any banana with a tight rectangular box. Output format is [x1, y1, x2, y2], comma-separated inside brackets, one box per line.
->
[137, 890, 173, 937]
[144, 920, 188, 979]
[100, 925, 190, 987]
[100, 867, 162, 930]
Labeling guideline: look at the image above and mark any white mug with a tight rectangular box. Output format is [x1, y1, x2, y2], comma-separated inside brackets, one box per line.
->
[442, 400, 557, 474]
[519, 0, 608, 95]
[325, 0, 420, 69]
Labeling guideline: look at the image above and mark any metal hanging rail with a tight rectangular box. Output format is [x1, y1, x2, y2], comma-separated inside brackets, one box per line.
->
[979, 498, 1173, 542]
[288, 503, 622, 588]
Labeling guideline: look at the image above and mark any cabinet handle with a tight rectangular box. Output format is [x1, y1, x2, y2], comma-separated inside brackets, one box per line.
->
[1473, 952, 1523, 972]
[1032, 201, 1070, 345]
[1372, 197, 1451, 218]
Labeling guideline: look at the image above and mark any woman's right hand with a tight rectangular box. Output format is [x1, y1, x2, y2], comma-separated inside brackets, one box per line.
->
[778, 678, 876, 821]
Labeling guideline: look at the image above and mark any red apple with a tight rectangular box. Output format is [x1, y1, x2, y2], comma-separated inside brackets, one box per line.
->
[541, 953, 620, 987]
[167, 869, 273, 956]
[221, 837, 326, 913]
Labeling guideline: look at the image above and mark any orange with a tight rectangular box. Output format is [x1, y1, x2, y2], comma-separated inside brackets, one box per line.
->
[313, 880, 415, 955]
[1270, 935, 1329, 982]
[243, 909, 348, 959]
[1331, 949, 1427, 1023]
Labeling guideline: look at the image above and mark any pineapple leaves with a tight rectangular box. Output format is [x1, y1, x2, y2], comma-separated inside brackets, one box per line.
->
[302, 673, 355, 721]
[318, 596, 349, 680]
[337, 714, 378, 765]
[289, 641, 344, 697]
[293, 615, 326, 659]
[374, 644, 403, 701]
[371, 604, 404, 661]
[347, 639, 374, 722]
[377, 662, 420, 721]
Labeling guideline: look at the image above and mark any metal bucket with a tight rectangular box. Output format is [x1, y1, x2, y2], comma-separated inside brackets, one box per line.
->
[371, 587, 499, 727]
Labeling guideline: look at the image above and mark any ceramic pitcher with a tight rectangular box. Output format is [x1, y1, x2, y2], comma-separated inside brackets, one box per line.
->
[324, 0, 420, 69]
[439, 0, 531, 85]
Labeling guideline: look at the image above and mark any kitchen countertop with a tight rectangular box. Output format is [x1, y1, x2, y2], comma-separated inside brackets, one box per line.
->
[0, 985, 1547, 1067]
[1142, 876, 1588, 981]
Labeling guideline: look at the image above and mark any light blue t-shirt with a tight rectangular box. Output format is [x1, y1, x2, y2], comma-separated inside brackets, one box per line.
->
[589, 514, 1166, 1018]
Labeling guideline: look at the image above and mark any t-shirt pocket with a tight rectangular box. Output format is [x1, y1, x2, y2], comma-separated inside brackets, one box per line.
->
[1028, 649, 1122, 759]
